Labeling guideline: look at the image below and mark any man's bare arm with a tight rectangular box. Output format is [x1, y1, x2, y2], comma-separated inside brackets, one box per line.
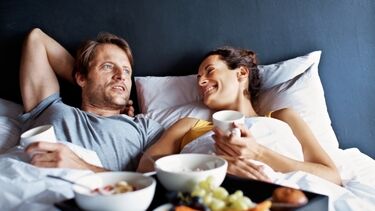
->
[20, 28, 74, 112]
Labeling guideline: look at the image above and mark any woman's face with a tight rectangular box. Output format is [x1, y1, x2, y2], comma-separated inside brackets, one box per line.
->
[197, 55, 243, 110]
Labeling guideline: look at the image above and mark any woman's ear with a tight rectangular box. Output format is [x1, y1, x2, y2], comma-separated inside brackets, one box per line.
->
[75, 72, 86, 88]
[237, 66, 249, 81]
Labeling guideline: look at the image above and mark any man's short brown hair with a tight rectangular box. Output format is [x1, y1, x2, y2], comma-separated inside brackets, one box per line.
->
[73, 32, 133, 82]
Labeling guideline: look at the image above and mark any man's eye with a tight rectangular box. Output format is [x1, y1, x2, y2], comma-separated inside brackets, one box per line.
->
[103, 64, 113, 70]
[123, 68, 131, 75]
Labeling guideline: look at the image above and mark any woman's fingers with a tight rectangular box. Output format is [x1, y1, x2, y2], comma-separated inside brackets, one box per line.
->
[226, 158, 270, 182]
[240, 159, 270, 182]
[215, 143, 237, 156]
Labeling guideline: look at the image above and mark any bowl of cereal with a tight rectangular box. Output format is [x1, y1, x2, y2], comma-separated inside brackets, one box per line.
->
[73, 171, 156, 211]
[155, 153, 228, 192]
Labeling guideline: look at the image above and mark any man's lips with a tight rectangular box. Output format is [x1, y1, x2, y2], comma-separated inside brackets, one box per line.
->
[110, 83, 127, 93]
[112, 85, 125, 91]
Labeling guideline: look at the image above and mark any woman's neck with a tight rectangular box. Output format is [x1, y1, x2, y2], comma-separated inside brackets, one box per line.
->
[224, 94, 257, 117]
[237, 100, 258, 117]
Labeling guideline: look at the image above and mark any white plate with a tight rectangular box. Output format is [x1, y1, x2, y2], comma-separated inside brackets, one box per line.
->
[153, 203, 172, 211]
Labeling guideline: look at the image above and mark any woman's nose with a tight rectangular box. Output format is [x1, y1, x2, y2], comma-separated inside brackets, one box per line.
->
[198, 77, 208, 86]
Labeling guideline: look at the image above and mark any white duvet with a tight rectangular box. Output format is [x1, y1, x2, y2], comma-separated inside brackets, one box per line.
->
[0, 146, 374, 211]
[181, 117, 375, 211]
[0, 120, 374, 211]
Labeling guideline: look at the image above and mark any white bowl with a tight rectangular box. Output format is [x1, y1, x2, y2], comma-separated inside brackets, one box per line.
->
[155, 153, 228, 192]
[73, 172, 156, 211]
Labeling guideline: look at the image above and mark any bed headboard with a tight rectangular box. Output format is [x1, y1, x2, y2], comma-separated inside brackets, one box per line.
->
[1, 0, 374, 158]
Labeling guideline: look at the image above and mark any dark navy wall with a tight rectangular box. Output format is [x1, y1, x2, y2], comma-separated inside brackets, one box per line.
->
[0, 0, 374, 157]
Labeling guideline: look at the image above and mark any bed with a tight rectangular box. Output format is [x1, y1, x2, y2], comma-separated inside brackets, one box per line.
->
[0, 0, 374, 211]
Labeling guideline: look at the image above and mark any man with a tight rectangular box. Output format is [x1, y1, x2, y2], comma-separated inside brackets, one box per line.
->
[19, 28, 163, 172]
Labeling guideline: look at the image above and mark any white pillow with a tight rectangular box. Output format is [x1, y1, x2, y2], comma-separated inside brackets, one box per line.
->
[256, 51, 339, 149]
[139, 101, 212, 129]
[135, 51, 339, 149]
[135, 75, 200, 113]
[0, 98, 23, 154]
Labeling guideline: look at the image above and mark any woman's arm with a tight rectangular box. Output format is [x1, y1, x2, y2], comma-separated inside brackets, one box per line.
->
[269, 108, 341, 185]
[214, 108, 341, 185]
[137, 117, 198, 173]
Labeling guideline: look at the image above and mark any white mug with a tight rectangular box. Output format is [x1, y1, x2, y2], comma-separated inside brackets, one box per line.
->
[20, 124, 57, 148]
[212, 110, 245, 136]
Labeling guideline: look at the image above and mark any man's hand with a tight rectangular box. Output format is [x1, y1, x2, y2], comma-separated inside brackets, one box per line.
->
[25, 142, 106, 172]
[121, 99, 135, 117]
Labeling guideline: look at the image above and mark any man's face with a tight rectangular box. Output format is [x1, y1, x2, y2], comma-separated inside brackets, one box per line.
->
[78, 44, 132, 111]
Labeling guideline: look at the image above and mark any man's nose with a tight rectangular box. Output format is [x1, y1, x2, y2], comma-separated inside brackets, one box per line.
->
[114, 67, 126, 80]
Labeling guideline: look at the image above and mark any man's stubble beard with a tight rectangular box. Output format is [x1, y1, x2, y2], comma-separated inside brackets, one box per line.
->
[84, 84, 129, 110]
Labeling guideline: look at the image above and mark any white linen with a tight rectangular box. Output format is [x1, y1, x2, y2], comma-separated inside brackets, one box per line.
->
[0, 99, 23, 154]
[181, 118, 375, 211]
[0, 146, 374, 211]
[0, 155, 93, 211]
[181, 117, 304, 162]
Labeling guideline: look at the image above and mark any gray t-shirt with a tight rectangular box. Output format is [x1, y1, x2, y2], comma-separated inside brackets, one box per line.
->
[19, 93, 163, 171]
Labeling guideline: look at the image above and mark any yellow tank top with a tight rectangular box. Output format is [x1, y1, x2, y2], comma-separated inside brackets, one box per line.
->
[180, 119, 213, 150]
[179, 111, 274, 150]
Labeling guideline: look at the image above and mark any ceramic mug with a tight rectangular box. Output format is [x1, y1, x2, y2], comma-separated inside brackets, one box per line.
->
[212, 110, 245, 136]
[20, 124, 57, 148]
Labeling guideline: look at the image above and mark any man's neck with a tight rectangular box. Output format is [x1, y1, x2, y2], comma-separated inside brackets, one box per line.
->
[81, 104, 121, 117]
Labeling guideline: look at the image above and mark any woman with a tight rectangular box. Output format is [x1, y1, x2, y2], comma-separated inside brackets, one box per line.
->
[137, 47, 341, 185]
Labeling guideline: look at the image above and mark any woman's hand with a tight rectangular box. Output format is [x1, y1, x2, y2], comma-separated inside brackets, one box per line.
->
[222, 156, 270, 182]
[213, 123, 260, 159]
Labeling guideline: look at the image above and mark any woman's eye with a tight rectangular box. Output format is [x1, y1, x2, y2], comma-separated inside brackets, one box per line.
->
[207, 68, 215, 74]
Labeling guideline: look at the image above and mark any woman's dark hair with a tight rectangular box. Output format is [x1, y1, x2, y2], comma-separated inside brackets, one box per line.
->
[72, 32, 133, 82]
[201, 46, 261, 103]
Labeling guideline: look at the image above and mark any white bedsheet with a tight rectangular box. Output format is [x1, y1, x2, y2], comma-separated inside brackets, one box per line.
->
[272, 147, 375, 211]
[0, 147, 374, 211]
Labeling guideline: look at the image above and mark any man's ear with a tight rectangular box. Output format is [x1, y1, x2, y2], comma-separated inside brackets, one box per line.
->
[75, 72, 86, 88]
[237, 66, 249, 81]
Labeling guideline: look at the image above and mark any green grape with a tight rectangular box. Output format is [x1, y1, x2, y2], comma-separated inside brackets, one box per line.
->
[209, 198, 226, 210]
[230, 198, 248, 210]
[233, 190, 244, 198]
[191, 187, 206, 198]
[227, 193, 239, 204]
[206, 176, 215, 186]
[242, 196, 254, 207]
[188, 177, 258, 211]
[213, 187, 229, 200]
[203, 193, 213, 205]
[199, 179, 213, 191]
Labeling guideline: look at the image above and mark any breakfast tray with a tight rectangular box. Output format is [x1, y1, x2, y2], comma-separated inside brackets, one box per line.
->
[56, 174, 328, 211]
